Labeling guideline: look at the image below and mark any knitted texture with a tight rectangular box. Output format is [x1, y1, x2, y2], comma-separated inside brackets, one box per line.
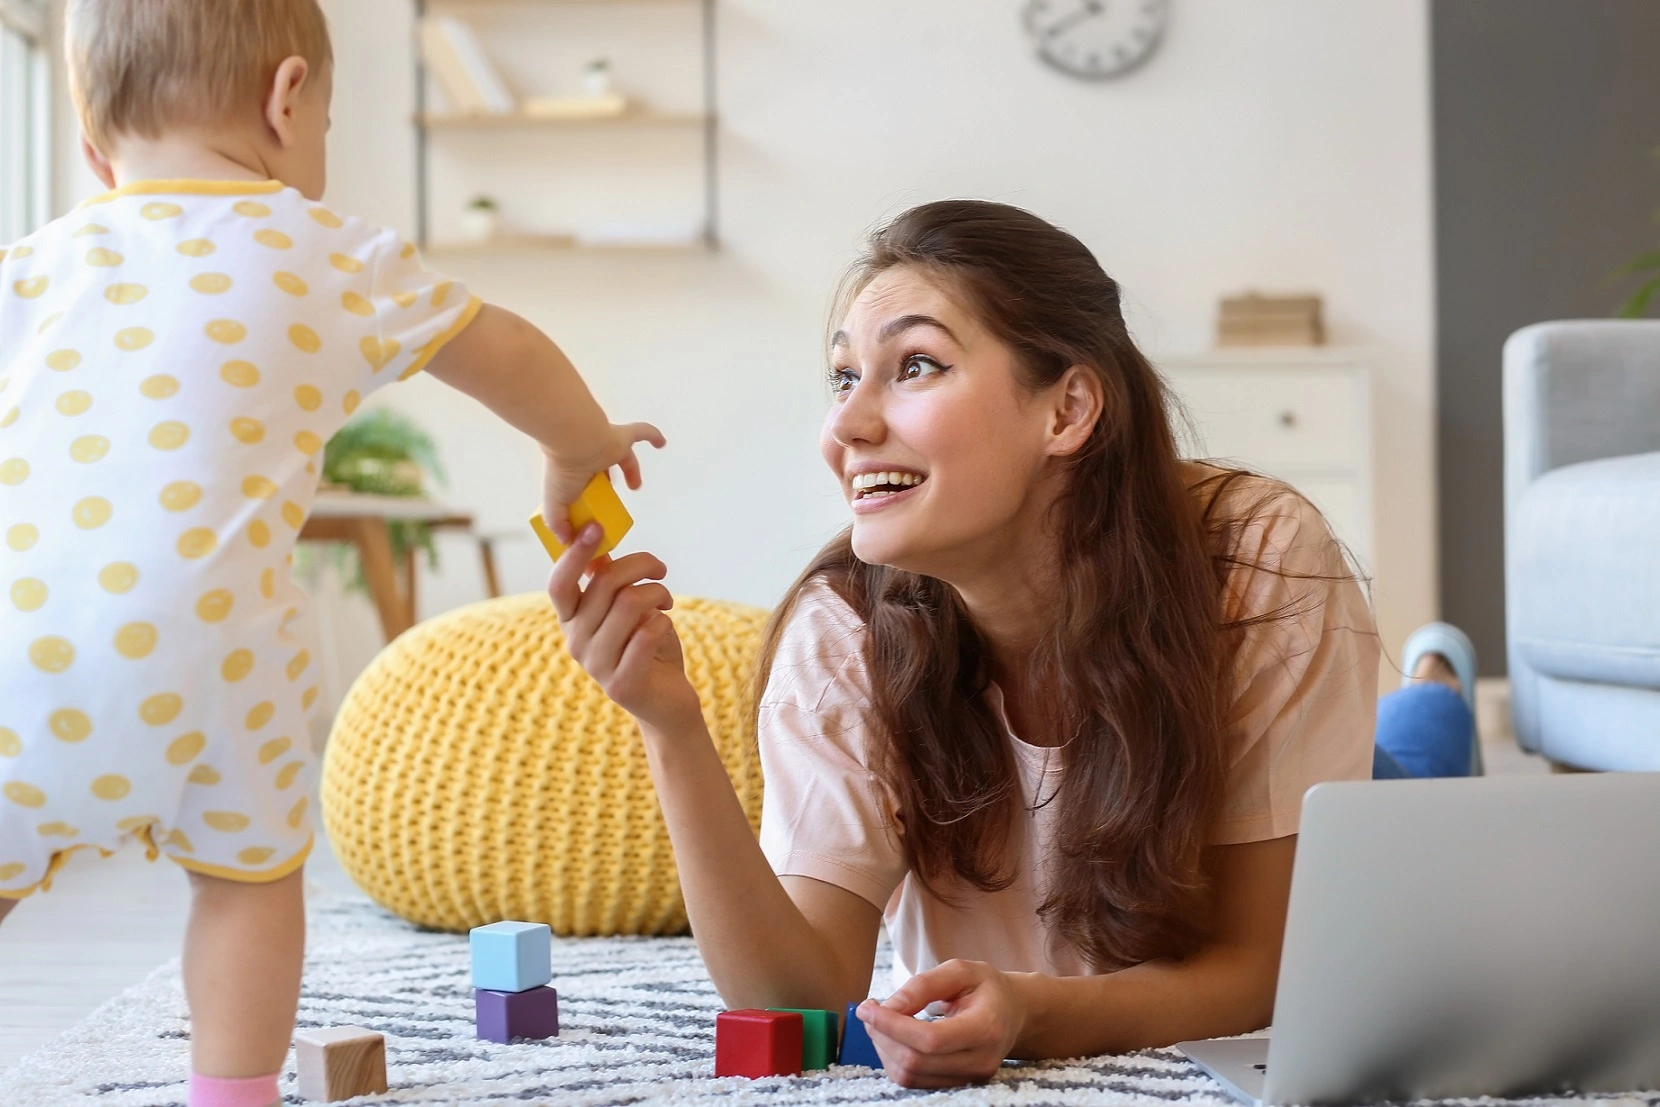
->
[321, 593, 768, 935]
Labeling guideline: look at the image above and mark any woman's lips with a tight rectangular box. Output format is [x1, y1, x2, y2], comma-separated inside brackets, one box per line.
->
[850, 480, 924, 514]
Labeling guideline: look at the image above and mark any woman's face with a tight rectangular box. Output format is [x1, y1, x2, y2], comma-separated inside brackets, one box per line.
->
[822, 265, 1062, 580]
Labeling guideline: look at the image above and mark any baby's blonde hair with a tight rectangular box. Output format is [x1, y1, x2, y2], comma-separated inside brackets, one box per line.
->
[67, 0, 332, 154]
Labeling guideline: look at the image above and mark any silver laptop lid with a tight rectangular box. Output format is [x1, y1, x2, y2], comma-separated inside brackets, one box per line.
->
[1264, 773, 1660, 1106]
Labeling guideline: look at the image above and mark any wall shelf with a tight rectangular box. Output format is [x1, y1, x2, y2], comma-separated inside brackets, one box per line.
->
[417, 110, 709, 128]
[426, 233, 708, 256]
[412, 0, 718, 251]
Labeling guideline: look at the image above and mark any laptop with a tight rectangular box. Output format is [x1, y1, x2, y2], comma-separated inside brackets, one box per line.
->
[1177, 773, 1660, 1105]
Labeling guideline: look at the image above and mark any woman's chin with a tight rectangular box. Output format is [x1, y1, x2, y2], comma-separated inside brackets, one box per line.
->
[850, 523, 933, 575]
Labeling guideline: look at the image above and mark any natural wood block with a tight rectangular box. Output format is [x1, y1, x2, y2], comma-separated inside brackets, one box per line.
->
[294, 1026, 389, 1102]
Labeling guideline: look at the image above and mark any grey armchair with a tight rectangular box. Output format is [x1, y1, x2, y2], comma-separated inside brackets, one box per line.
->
[1504, 321, 1660, 770]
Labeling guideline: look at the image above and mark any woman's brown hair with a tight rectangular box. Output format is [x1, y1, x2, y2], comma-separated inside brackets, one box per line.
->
[756, 199, 1318, 972]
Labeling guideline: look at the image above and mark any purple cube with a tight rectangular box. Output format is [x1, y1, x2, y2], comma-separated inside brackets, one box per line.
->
[475, 985, 560, 1043]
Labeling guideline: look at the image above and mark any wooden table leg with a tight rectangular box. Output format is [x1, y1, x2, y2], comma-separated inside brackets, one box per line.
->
[402, 541, 419, 625]
[349, 518, 413, 641]
[478, 537, 503, 599]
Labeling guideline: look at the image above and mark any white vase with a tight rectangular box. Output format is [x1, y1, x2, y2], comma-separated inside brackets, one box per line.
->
[460, 208, 500, 243]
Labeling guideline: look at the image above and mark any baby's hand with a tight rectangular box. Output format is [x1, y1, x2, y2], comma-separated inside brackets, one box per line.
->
[542, 422, 664, 543]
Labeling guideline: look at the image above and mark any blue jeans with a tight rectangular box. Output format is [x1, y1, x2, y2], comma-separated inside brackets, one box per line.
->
[1372, 683, 1475, 779]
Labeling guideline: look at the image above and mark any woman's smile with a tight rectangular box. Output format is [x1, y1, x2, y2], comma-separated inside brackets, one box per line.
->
[848, 468, 929, 512]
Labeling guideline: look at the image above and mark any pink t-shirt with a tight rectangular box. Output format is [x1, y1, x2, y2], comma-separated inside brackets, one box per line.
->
[756, 481, 1378, 983]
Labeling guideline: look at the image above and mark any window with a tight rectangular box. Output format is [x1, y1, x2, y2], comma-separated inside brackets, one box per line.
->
[0, 0, 51, 243]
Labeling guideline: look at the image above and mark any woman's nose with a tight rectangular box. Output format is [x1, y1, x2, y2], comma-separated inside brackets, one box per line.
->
[827, 376, 884, 447]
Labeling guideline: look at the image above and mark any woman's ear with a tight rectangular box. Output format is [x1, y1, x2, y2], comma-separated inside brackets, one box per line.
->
[1046, 365, 1104, 458]
[263, 56, 311, 149]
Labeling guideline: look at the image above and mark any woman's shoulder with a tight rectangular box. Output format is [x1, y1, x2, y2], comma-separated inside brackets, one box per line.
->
[1189, 465, 1352, 590]
[762, 577, 873, 713]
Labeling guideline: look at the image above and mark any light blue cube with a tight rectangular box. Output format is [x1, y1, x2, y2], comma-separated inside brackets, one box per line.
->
[469, 921, 552, 994]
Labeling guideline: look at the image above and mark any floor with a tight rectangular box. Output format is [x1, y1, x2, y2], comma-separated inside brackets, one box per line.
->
[0, 685, 1547, 1072]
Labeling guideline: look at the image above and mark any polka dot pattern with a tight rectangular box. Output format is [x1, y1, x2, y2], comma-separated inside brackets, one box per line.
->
[167, 731, 206, 765]
[99, 562, 139, 593]
[114, 622, 159, 659]
[10, 578, 47, 612]
[1, 183, 473, 885]
[190, 273, 233, 295]
[73, 495, 113, 529]
[49, 709, 92, 743]
[221, 360, 260, 387]
[139, 693, 184, 727]
[140, 374, 180, 399]
[205, 319, 247, 344]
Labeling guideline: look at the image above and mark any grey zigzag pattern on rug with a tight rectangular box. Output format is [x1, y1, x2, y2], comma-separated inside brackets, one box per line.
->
[1, 895, 1657, 1107]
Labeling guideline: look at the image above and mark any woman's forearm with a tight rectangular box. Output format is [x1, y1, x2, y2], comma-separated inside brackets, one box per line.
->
[1009, 943, 1277, 1059]
[639, 717, 877, 1012]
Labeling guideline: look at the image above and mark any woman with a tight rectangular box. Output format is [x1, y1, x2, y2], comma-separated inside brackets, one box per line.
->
[547, 201, 1478, 1088]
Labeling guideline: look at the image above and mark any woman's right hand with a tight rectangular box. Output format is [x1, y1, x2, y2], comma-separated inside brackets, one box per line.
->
[547, 523, 703, 734]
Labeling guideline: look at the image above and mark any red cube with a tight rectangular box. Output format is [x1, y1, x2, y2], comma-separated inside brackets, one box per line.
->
[715, 1009, 803, 1078]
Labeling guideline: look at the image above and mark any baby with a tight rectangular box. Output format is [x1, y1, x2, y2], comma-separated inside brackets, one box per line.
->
[0, 2, 660, 1104]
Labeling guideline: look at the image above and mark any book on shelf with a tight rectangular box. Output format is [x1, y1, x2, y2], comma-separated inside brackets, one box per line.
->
[419, 15, 516, 115]
[1216, 292, 1325, 347]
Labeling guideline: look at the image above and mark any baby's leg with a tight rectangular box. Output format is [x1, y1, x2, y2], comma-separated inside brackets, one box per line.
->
[183, 868, 305, 1082]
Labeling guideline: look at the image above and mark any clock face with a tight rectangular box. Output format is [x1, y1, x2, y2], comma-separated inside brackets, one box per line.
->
[1023, 0, 1169, 80]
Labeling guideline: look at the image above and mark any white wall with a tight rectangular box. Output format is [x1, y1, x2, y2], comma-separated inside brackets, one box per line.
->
[53, 0, 1437, 697]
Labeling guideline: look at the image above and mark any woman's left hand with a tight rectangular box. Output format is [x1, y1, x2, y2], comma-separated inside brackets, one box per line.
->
[854, 959, 1029, 1088]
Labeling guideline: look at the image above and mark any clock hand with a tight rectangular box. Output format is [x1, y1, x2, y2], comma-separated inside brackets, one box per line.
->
[1044, 0, 1106, 40]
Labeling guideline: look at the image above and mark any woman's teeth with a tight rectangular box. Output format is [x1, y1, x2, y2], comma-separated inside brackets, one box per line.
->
[851, 471, 925, 498]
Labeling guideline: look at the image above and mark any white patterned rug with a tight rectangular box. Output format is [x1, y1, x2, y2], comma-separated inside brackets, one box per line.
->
[1, 895, 1655, 1107]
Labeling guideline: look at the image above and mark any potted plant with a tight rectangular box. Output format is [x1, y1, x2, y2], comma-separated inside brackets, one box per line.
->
[460, 195, 501, 243]
[315, 409, 445, 590]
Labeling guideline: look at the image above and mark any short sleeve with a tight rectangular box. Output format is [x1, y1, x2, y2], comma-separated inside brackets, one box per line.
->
[338, 231, 482, 389]
[756, 584, 909, 911]
[1212, 490, 1379, 845]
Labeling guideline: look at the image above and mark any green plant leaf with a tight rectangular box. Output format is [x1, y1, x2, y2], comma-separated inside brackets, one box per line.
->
[1611, 248, 1660, 278]
[1617, 273, 1660, 319]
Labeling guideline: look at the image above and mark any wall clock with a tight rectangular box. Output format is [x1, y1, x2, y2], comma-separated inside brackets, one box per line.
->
[1022, 0, 1170, 80]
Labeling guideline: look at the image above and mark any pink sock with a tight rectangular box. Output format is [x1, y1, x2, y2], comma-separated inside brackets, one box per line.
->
[188, 1071, 281, 1107]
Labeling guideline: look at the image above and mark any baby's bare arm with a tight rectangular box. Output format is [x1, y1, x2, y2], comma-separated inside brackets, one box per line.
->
[424, 304, 610, 463]
[423, 304, 664, 538]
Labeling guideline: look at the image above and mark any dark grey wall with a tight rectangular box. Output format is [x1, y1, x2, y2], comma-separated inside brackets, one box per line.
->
[1432, 0, 1660, 674]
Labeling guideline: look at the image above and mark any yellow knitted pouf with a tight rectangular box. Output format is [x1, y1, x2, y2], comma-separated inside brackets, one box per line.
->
[321, 593, 768, 935]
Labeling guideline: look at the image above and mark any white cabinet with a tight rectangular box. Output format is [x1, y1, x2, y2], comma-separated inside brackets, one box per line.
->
[1158, 349, 1373, 569]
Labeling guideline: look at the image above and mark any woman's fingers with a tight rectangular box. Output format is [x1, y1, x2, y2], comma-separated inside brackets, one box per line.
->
[880, 959, 980, 1016]
[564, 553, 666, 651]
[546, 524, 605, 621]
[584, 582, 674, 673]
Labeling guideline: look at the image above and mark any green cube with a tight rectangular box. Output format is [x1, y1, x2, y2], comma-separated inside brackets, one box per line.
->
[767, 1008, 838, 1071]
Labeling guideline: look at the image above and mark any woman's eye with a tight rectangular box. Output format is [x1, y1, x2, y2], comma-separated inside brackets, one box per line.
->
[899, 354, 946, 381]
[827, 367, 857, 394]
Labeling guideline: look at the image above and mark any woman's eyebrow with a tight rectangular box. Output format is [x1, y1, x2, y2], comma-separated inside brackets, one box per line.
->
[880, 314, 958, 344]
[829, 314, 959, 351]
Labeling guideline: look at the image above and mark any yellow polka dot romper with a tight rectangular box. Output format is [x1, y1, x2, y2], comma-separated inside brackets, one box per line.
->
[0, 180, 482, 897]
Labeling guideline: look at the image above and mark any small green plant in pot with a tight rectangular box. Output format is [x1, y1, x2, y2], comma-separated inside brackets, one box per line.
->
[316, 409, 445, 591]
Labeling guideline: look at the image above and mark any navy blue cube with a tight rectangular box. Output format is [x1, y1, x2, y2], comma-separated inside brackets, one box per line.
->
[476, 985, 560, 1043]
[837, 1002, 884, 1069]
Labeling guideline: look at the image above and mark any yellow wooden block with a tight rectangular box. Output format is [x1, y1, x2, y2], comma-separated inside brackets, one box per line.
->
[530, 473, 633, 562]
